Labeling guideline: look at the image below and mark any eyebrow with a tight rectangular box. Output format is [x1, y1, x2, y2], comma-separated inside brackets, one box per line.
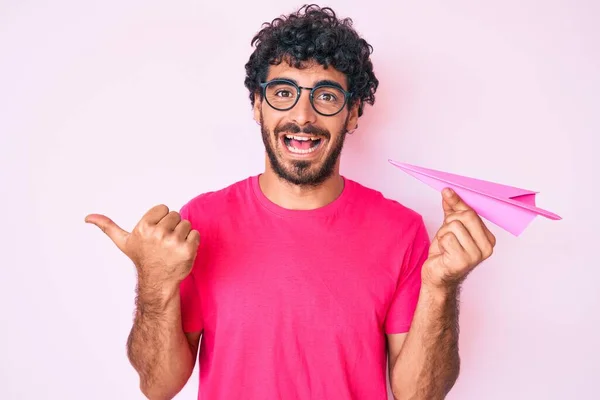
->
[272, 77, 347, 91]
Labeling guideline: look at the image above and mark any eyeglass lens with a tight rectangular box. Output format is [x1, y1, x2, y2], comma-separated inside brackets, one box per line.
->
[264, 82, 346, 115]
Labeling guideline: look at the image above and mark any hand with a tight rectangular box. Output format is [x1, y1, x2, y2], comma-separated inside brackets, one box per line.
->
[85, 205, 201, 289]
[422, 188, 496, 289]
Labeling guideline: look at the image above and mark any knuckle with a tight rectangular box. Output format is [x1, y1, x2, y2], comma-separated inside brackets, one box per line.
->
[180, 220, 191, 230]
[179, 246, 195, 261]
[463, 210, 477, 223]
[174, 241, 187, 253]
[155, 204, 169, 213]
[483, 244, 494, 258]
[152, 227, 167, 240]
[150, 204, 170, 219]
[442, 232, 455, 245]
[137, 221, 151, 235]
[448, 219, 463, 230]
[473, 248, 483, 262]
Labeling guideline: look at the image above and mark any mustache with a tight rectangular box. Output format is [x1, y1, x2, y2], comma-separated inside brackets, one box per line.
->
[274, 123, 330, 139]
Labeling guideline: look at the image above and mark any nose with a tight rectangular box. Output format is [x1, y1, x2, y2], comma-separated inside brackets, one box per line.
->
[288, 89, 317, 127]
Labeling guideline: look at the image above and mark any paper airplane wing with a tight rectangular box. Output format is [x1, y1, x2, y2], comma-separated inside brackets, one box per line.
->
[389, 160, 561, 236]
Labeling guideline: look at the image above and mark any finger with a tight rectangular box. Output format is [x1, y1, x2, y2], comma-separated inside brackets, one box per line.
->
[186, 229, 201, 247]
[442, 188, 471, 215]
[141, 204, 170, 225]
[157, 211, 181, 231]
[445, 211, 495, 258]
[173, 219, 192, 240]
[487, 228, 496, 248]
[442, 197, 454, 217]
[438, 219, 481, 265]
[85, 214, 129, 253]
[428, 235, 442, 258]
[437, 232, 466, 268]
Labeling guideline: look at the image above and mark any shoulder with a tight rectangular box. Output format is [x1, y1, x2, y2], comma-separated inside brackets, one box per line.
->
[346, 178, 428, 237]
[179, 175, 253, 221]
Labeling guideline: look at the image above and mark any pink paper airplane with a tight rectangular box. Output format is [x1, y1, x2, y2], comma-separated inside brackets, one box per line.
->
[388, 160, 561, 236]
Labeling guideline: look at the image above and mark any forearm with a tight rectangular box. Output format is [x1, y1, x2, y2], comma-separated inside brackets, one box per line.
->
[127, 282, 195, 400]
[391, 283, 461, 400]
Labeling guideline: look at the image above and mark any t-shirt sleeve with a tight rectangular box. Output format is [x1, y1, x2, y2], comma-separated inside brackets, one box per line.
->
[384, 218, 431, 334]
[178, 203, 204, 333]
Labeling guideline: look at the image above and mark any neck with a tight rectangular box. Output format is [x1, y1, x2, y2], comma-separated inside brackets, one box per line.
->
[258, 167, 344, 211]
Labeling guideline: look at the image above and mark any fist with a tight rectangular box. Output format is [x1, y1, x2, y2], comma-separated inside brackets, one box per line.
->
[85, 204, 200, 287]
[422, 188, 496, 289]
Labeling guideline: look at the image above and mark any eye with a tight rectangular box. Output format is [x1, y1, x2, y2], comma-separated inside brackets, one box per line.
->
[313, 86, 344, 103]
[318, 92, 337, 102]
[275, 89, 294, 98]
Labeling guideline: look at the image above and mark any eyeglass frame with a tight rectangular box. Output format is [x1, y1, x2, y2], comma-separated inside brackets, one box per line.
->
[259, 78, 354, 117]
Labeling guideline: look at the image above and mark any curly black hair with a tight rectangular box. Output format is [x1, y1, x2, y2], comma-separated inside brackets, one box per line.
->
[244, 4, 378, 117]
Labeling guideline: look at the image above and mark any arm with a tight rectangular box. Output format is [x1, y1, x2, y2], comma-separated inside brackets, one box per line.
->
[388, 283, 460, 400]
[127, 283, 201, 400]
[85, 204, 204, 400]
[388, 188, 495, 399]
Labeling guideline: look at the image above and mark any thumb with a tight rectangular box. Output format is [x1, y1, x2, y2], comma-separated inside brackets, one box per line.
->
[442, 187, 470, 217]
[85, 213, 129, 253]
[441, 188, 458, 217]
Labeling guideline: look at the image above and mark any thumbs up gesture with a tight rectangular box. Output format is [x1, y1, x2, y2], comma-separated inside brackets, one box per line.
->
[422, 188, 496, 289]
[85, 205, 201, 289]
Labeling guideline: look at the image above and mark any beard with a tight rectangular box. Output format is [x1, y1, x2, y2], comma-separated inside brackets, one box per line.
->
[260, 110, 348, 187]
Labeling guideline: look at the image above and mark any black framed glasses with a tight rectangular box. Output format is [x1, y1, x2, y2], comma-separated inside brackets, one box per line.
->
[259, 79, 353, 116]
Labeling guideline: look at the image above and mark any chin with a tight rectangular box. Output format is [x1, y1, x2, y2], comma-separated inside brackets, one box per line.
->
[273, 154, 338, 187]
[261, 121, 345, 186]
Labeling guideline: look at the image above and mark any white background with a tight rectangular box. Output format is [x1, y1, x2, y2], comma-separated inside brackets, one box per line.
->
[1, 0, 598, 398]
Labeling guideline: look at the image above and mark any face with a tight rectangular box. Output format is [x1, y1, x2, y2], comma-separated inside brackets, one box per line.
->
[253, 60, 358, 187]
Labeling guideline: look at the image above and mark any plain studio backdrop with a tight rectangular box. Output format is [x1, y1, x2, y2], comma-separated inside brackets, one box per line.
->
[1, 0, 598, 399]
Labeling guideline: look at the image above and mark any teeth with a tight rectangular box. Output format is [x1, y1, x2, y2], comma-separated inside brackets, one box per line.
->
[287, 144, 319, 154]
[285, 134, 319, 141]
[282, 134, 324, 154]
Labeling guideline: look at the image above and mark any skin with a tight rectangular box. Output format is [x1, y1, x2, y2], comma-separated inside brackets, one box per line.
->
[85, 59, 496, 400]
[253, 59, 359, 210]
[389, 188, 496, 399]
[85, 206, 202, 399]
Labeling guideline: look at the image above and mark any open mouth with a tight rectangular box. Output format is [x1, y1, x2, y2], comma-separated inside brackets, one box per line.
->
[282, 134, 323, 154]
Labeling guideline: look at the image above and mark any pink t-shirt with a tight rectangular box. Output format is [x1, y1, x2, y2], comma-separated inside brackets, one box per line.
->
[179, 175, 430, 399]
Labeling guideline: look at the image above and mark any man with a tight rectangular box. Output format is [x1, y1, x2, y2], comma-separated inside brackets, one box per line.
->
[86, 5, 496, 400]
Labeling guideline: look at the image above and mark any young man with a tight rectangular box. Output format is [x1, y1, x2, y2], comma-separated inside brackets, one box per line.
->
[86, 5, 496, 400]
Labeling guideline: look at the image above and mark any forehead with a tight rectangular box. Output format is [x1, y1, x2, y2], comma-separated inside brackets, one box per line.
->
[266, 60, 348, 89]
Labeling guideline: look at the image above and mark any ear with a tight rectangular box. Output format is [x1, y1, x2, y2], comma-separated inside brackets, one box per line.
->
[253, 92, 262, 124]
[345, 101, 360, 132]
